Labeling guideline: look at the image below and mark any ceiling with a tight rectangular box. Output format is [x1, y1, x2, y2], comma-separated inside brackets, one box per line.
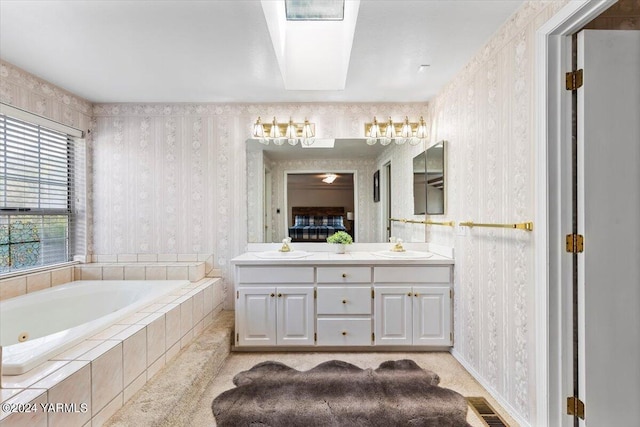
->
[0, 0, 524, 104]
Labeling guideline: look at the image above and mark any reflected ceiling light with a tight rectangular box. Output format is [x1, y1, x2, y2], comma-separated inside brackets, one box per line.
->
[285, 0, 344, 21]
[252, 116, 315, 146]
[365, 116, 428, 146]
[322, 174, 338, 184]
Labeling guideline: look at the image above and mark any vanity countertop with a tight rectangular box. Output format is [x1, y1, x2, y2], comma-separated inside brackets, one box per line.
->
[231, 251, 454, 265]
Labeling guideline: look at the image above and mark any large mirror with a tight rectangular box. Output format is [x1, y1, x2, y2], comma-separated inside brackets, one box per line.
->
[413, 140, 446, 215]
[247, 138, 407, 243]
[426, 141, 446, 215]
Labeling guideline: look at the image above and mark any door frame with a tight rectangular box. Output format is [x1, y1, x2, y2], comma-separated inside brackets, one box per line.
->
[534, 1, 615, 425]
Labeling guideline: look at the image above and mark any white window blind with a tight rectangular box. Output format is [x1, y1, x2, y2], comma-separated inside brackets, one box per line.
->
[1, 113, 77, 273]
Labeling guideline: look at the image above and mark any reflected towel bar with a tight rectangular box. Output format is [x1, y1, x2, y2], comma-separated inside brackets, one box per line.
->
[459, 221, 534, 232]
[389, 218, 455, 227]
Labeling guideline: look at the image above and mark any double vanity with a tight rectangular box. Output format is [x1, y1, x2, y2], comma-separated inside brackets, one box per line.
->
[231, 246, 454, 351]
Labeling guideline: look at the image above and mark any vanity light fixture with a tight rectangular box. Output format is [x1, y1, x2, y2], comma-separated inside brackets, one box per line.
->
[322, 174, 338, 184]
[252, 116, 315, 146]
[365, 116, 428, 146]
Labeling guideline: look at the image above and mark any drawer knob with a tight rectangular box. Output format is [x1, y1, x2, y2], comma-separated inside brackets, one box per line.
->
[270, 293, 275, 297]
[342, 331, 347, 336]
[407, 292, 412, 297]
[342, 299, 347, 304]
[414, 293, 419, 297]
[278, 293, 282, 298]
[342, 273, 347, 278]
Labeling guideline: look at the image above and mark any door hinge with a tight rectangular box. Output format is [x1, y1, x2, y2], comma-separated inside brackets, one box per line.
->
[567, 396, 585, 419]
[450, 332, 453, 343]
[314, 288, 317, 299]
[566, 69, 584, 91]
[449, 289, 453, 299]
[236, 333, 239, 343]
[371, 289, 375, 299]
[372, 332, 375, 342]
[565, 234, 584, 253]
[236, 290, 239, 299]
[314, 333, 317, 343]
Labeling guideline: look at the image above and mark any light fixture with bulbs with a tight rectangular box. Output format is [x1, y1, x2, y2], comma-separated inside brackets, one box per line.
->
[365, 116, 428, 146]
[252, 117, 315, 146]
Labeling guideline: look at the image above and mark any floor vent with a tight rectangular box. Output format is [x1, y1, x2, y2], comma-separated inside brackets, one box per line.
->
[467, 397, 509, 427]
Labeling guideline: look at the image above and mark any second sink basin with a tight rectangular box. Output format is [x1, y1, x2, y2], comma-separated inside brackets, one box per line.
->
[372, 250, 433, 259]
[254, 250, 312, 259]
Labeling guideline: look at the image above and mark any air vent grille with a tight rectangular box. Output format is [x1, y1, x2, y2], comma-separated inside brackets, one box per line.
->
[467, 397, 509, 427]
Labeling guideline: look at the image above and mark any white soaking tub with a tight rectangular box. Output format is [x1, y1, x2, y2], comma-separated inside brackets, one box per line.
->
[0, 280, 188, 375]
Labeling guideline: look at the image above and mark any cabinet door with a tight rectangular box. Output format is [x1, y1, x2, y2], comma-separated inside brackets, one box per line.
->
[237, 287, 276, 346]
[276, 287, 314, 346]
[412, 286, 451, 346]
[374, 286, 412, 345]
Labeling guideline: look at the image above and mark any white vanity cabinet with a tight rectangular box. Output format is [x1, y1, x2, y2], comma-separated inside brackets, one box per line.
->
[233, 253, 453, 350]
[235, 266, 315, 346]
[374, 266, 452, 346]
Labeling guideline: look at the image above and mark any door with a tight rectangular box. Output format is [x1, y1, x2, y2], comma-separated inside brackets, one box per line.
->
[237, 287, 276, 346]
[577, 30, 640, 425]
[412, 286, 451, 346]
[276, 287, 314, 345]
[264, 167, 272, 242]
[375, 286, 412, 345]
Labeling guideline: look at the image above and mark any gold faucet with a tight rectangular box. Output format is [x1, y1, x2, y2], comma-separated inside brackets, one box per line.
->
[390, 237, 406, 252]
[280, 237, 292, 252]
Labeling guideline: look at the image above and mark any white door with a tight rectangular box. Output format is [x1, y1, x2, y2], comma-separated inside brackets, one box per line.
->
[374, 286, 412, 345]
[412, 286, 451, 346]
[237, 287, 276, 346]
[276, 287, 314, 345]
[577, 30, 640, 426]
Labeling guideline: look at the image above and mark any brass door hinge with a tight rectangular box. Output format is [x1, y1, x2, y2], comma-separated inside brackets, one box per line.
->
[236, 333, 239, 343]
[449, 289, 453, 299]
[566, 234, 584, 253]
[371, 289, 375, 299]
[450, 332, 453, 343]
[314, 333, 317, 343]
[372, 332, 375, 342]
[567, 396, 585, 419]
[314, 288, 317, 299]
[236, 290, 239, 299]
[566, 69, 584, 90]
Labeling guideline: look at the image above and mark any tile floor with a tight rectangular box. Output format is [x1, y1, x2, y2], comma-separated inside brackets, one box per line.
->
[191, 351, 518, 427]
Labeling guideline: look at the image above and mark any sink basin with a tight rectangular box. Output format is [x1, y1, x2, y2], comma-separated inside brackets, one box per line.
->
[372, 250, 433, 259]
[254, 250, 312, 259]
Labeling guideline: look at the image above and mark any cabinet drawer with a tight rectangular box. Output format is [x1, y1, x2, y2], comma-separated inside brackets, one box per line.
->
[317, 266, 371, 283]
[317, 318, 372, 346]
[317, 286, 372, 315]
[374, 266, 450, 283]
[237, 266, 314, 283]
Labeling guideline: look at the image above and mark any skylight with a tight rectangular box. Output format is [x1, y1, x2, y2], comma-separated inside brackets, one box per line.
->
[285, 0, 344, 21]
[261, 0, 360, 90]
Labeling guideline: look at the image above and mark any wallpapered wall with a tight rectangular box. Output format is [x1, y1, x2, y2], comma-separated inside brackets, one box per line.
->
[425, 1, 567, 424]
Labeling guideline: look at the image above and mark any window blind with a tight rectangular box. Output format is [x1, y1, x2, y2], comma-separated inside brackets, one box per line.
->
[1, 113, 76, 273]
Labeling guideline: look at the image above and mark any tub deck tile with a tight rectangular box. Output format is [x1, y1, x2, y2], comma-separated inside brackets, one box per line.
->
[75, 341, 120, 362]
[0, 388, 47, 426]
[1, 361, 68, 389]
[51, 340, 104, 362]
[115, 312, 152, 325]
[31, 360, 90, 390]
[87, 324, 130, 341]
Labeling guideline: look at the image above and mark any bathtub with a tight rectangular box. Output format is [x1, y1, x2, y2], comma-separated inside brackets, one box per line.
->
[0, 280, 188, 375]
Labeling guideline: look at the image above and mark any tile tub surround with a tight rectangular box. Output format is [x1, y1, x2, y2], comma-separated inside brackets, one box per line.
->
[0, 278, 224, 427]
[0, 253, 217, 302]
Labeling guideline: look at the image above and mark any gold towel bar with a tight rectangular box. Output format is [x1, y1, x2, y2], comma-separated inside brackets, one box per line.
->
[389, 218, 455, 227]
[459, 221, 534, 232]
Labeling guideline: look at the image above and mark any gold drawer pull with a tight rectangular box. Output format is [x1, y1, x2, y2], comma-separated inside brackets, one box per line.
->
[342, 273, 347, 278]
[342, 331, 347, 336]
[407, 292, 412, 297]
[278, 293, 282, 298]
[414, 293, 419, 297]
[270, 293, 275, 297]
[342, 299, 347, 304]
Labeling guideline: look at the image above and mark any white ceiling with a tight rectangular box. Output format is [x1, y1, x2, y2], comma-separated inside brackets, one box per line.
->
[0, 0, 524, 103]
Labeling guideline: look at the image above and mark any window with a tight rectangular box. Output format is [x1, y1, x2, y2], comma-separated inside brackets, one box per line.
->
[0, 111, 80, 274]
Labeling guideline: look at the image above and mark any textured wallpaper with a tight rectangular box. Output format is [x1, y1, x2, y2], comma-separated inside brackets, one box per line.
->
[425, 2, 567, 423]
